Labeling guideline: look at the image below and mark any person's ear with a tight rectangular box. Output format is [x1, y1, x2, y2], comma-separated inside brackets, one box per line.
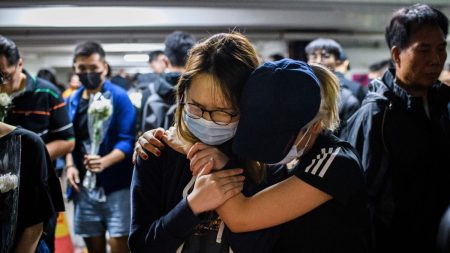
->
[15, 58, 24, 75]
[391, 46, 401, 69]
[17, 58, 23, 69]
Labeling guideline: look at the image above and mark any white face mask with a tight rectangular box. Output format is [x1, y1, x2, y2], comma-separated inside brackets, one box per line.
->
[183, 112, 239, 145]
[270, 127, 312, 165]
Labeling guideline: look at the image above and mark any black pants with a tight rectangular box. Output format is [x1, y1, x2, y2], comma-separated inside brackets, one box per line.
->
[43, 213, 57, 253]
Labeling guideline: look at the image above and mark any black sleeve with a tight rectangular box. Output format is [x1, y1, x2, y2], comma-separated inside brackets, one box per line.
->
[293, 146, 364, 204]
[17, 130, 63, 230]
[128, 155, 201, 252]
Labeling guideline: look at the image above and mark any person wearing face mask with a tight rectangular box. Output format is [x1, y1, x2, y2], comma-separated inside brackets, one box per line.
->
[65, 41, 136, 253]
[132, 59, 372, 252]
[195, 60, 372, 252]
[129, 33, 287, 253]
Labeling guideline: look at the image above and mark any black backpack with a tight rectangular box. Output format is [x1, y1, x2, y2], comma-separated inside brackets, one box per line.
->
[141, 82, 172, 132]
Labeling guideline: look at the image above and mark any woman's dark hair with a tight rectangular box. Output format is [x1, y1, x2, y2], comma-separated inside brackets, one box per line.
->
[174, 33, 266, 183]
[0, 35, 21, 66]
[385, 3, 448, 51]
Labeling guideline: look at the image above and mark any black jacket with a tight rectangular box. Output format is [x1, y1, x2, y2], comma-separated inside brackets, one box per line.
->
[341, 69, 450, 253]
[336, 83, 360, 137]
[336, 71, 367, 102]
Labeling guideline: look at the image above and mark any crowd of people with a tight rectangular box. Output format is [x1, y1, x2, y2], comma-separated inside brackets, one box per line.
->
[0, 3, 449, 253]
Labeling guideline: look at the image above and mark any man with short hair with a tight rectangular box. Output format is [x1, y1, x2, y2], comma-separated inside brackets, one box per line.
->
[305, 38, 361, 135]
[65, 41, 135, 253]
[140, 31, 196, 132]
[341, 4, 450, 252]
[137, 50, 167, 86]
[0, 35, 72, 253]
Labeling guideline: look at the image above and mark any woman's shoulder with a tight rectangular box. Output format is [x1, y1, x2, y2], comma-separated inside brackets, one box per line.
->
[10, 127, 46, 149]
[292, 132, 366, 204]
[135, 145, 189, 174]
[294, 132, 364, 183]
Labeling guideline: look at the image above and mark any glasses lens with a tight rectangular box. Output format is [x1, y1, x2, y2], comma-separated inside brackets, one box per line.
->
[185, 103, 202, 119]
[211, 111, 233, 125]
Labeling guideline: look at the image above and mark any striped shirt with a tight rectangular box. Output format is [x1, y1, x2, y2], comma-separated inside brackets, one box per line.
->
[5, 70, 74, 144]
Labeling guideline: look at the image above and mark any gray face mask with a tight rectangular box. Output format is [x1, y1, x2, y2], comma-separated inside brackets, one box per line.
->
[269, 127, 312, 165]
[183, 112, 238, 145]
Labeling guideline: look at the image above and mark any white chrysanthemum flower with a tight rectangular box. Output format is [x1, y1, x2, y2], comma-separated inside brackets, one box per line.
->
[88, 99, 113, 120]
[0, 92, 12, 107]
[0, 172, 19, 193]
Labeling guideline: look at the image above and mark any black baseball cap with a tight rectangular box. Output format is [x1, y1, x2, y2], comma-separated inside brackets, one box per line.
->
[232, 59, 321, 164]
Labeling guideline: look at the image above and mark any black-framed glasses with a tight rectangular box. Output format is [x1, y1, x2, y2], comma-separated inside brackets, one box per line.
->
[0, 65, 17, 85]
[181, 102, 238, 126]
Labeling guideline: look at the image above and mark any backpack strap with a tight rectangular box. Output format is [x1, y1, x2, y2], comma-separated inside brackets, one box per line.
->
[149, 82, 156, 95]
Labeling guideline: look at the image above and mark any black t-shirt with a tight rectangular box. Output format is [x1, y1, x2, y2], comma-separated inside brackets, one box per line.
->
[72, 97, 90, 178]
[273, 132, 372, 253]
[0, 127, 64, 249]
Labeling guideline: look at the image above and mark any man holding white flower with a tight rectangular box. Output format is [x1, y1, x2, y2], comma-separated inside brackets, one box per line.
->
[66, 41, 136, 253]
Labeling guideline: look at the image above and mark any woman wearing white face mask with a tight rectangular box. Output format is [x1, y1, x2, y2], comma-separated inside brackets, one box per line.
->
[129, 33, 285, 253]
[133, 59, 372, 252]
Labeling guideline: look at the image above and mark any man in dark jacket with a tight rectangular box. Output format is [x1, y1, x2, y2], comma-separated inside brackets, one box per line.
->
[305, 38, 360, 135]
[140, 31, 195, 132]
[341, 4, 450, 252]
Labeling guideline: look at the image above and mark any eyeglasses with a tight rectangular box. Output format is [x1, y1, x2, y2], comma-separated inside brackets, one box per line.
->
[182, 102, 238, 126]
[0, 65, 17, 85]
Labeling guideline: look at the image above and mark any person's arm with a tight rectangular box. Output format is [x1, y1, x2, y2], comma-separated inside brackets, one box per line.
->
[66, 153, 80, 192]
[13, 222, 43, 253]
[217, 147, 365, 233]
[47, 92, 75, 160]
[217, 176, 332, 232]
[46, 139, 75, 161]
[112, 91, 136, 159]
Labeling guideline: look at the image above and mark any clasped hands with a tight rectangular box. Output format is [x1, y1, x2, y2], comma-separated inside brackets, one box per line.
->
[134, 127, 244, 214]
